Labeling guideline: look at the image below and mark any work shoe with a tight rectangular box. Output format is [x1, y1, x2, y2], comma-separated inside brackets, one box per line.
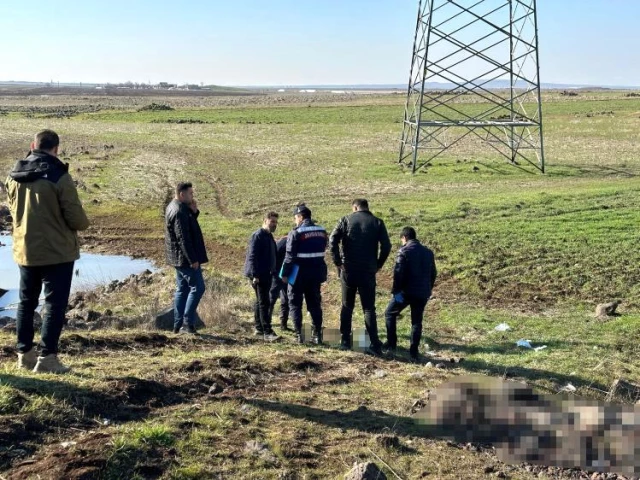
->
[311, 328, 323, 345]
[17, 349, 38, 371]
[264, 329, 279, 340]
[254, 329, 265, 336]
[172, 325, 181, 334]
[33, 354, 71, 374]
[382, 341, 397, 353]
[295, 332, 304, 344]
[179, 325, 197, 335]
[339, 343, 351, 351]
[280, 324, 293, 332]
[365, 345, 383, 357]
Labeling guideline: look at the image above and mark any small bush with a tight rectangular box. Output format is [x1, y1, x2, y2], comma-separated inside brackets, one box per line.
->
[137, 103, 174, 112]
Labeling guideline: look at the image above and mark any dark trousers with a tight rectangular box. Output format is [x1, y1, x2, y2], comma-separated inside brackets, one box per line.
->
[384, 295, 428, 355]
[174, 266, 206, 330]
[252, 275, 272, 333]
[269, 274, 289, 326]
[17, 262, 74, 356]
[339, 270, 381, 348]
[288, 277, 322, 334]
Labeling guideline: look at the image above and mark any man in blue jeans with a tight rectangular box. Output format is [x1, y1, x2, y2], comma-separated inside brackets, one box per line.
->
[384, 227, 437, 362]
[164, 182, 208, 334]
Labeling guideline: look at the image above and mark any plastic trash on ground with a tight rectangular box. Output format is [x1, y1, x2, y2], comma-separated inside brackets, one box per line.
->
[494, 322, 511, 332]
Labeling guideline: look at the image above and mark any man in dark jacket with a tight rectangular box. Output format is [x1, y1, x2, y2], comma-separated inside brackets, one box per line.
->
[281, 204, 328, 344]
[5, 130, 90, 374]
[244, 212, 279, 340]
[165, 182, 208, 334]
[269, 236, 291, 331]
[329, 199, 391, 355]
[384, 226, 437, 361]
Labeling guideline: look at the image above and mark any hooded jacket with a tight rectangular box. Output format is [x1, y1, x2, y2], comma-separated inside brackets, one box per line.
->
[4, 150, 90, 266]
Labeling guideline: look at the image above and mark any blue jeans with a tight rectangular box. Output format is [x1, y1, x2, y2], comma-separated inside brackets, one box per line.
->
[174, 266, 206, 330]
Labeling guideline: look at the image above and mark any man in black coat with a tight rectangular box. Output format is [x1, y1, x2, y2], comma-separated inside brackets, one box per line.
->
[384, 227, 437, 361]
[329, 199, 391, 354]
[165, 182, 209, 334]
[269, 236, 291, 331]
[244, 212, 279, 340]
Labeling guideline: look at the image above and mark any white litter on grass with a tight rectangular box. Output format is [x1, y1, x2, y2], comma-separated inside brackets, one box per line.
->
[494, 323, 511, 331]
[533, 345, 547, 352]
[60, 441, 77, 448]
[560, 383, 577, 393]
[516, 339, 533, 348]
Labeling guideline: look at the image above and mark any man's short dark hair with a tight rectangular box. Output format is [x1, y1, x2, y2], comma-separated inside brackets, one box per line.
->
[352, 198, 369, 210]
[265, 211, 279, 220]
[176, 182, 193, 196]
[34, 130, 60, 151]
[401, 227, 417, 240]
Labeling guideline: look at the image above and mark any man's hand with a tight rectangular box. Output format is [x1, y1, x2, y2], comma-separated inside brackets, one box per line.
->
[252, 277, 259, 285]
[189, 200, 198, 213]
[191, 262, 200, 269]
[336, 265, 344, 277]
[281, 277, 288, 285]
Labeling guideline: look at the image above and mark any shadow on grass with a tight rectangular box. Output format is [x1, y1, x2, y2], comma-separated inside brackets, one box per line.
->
[0, 372, 188, 470]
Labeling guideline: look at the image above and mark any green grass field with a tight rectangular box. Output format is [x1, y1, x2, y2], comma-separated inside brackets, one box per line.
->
[1, 90, 639, 479]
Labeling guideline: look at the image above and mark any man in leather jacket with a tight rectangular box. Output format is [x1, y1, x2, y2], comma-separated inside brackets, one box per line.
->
[329, 199, 391, 354]
[164, 182, 208, 334]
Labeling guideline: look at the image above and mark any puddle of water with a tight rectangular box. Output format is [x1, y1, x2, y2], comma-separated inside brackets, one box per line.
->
[0, 233, 156, 316]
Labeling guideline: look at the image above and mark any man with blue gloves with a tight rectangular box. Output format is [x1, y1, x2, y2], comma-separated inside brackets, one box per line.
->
[384, 227, 437, 361]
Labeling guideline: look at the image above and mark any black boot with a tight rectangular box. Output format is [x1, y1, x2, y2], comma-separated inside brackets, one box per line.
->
[311, 327, 323, 345]
[295, 331, 304, 344]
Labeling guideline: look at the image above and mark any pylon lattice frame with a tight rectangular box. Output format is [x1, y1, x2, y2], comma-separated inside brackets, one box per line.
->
[399, 0, 545, 172]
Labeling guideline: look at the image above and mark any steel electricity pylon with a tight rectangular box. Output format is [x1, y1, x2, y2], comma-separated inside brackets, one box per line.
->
[399, 0, 545, 172]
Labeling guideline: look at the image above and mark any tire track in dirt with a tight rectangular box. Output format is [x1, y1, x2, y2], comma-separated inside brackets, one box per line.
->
[204, 176, 229, 217]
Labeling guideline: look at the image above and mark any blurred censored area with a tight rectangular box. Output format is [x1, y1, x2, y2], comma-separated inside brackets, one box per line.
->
[416, 376, 640, 475]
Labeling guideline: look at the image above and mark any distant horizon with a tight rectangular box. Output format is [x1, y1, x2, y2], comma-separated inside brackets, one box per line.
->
[1, 79, 639, 91]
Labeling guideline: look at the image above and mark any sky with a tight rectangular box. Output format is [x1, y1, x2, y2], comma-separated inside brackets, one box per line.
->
[0, 0, 639, 87]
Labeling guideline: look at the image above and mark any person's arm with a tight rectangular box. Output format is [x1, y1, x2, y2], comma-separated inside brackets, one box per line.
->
[392, 250, 407, 295]
[281, 230, 297, 280]
[57, 174, 90, 231]
[377, 219, 392, 270]
[174, 205, 197, 266]
[329, 217, 345, 267]
[429, 250, 437, 289]
[245, 232, 258, 279]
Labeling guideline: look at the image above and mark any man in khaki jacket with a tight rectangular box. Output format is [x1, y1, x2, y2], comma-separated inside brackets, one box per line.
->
[5, 130, 89, 373]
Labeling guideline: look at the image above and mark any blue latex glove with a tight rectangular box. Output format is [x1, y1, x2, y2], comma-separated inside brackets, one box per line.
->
[393, 292, 404, 303]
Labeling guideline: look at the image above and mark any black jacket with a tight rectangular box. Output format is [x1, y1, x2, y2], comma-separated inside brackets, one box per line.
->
[392, 239, 437, 299]
[164, 199, 208, 268]
[275, 237, 287, 273]
[329, 210, 392, 274]
[244, 228, 276, 279]
[282, 219, 328, 284]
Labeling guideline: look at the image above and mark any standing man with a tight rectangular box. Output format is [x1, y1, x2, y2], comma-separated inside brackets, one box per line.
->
[269, 235, 291, 331]
[165, 182, 208, 334]
[384, 227, 437, 362]
[244, 212, 279, 340]
[281, 204, 328, 344]
[5, 130, 90, 373]
[330, 199, 391, 355]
